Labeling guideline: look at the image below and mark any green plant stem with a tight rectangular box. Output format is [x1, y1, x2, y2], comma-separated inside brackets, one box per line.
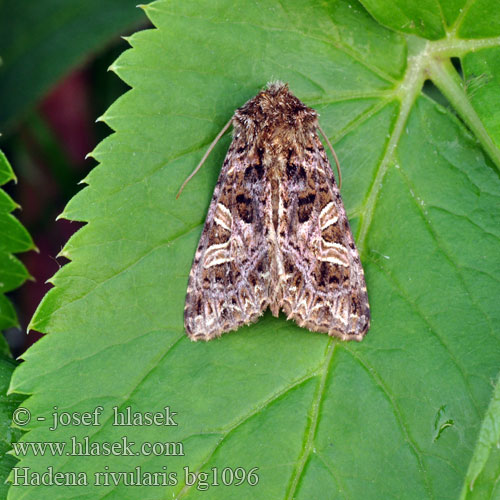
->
[426, 57, 500, 171]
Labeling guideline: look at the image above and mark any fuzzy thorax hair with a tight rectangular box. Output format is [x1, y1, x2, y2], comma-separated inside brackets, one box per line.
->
[232, 82, 318, 153]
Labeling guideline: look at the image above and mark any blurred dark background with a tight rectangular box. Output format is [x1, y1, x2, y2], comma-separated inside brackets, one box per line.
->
[0, 1, 151, 357]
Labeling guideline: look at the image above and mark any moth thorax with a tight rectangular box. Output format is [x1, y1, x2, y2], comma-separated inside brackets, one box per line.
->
[234, 116, 317, 151]
[270, 122, 316, 150]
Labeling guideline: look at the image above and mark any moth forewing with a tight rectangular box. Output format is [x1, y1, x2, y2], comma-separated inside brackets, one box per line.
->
[183, 82, 370, 341]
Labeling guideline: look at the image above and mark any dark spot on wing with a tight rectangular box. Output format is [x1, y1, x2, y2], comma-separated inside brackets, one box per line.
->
[235, 193, 253, 223]
[244, 163, 265, 181]
[298, 193, 315, 206]
[297, 165, 307, 181]
[297, 193, 315, 222]
[286, 163, 297, 179]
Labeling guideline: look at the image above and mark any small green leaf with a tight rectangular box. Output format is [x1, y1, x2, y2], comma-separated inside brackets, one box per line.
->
[0, 151, 30, 492]
[460, 373, 500, 499]
[8, 1, 500, 498]
[0, 357, 23, 499]
[0, 151, 34, 332]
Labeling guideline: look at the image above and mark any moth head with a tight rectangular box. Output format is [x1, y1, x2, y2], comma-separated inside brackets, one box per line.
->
[233, 82, 318, 149]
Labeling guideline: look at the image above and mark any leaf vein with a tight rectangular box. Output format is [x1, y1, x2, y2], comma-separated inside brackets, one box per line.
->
[397, 167, 497, 341]
[285, 341, 337, 499]
[174, 372, 319, 499]
[368, 256, 482, 417]
[344, 347, 434, 498]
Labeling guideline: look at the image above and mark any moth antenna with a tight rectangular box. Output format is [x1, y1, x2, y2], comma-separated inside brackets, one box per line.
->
[176, 118, 233, 199]
[317, 124, 342, 190]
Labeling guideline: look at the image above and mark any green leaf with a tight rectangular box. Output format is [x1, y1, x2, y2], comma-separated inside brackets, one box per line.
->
[0, 0, 146, 131]
[462, 48, 500, 149]
[0, 151, 34, 332]
[9, 0, 500, 498]
[461, 372, 500, 499]
[359, 0, 447, 39]
[359, 0, 500, 40]
[0, 151, 29, 496]
[0, 357, 23, 499]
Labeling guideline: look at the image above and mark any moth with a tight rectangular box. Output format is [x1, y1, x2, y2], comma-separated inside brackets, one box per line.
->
[181, 82, 370, 341]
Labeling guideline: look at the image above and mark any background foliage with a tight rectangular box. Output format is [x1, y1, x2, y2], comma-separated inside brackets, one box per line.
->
[0, 152, 32, 498]
[0, 152, 33, 337]
[0, 0, 146, 354]
[0, 0, 145, 132]
[1, 0, 500, 498]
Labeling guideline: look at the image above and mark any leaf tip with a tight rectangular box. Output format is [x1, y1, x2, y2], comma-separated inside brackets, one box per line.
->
[56, 248, 71, 260]
[107, 63, 120, 75]
[25, 319, 35, 337]
[84, 150, 96, 163]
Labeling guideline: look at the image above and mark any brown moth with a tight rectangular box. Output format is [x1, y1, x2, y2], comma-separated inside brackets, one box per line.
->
[182, 82, 370, 341]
